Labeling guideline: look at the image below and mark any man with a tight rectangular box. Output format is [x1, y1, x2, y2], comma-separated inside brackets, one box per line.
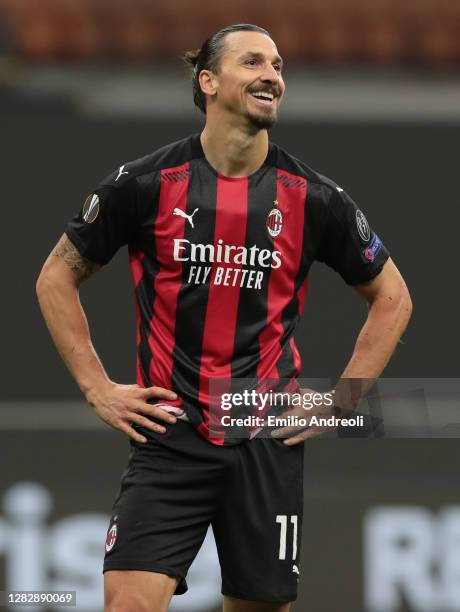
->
[36, 23, 412, 612]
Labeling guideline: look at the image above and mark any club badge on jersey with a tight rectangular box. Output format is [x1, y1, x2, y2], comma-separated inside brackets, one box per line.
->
[105, 522, 117, 553]
[267, 200, 283, 237]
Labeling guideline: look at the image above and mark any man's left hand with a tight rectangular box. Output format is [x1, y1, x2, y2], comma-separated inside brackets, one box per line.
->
[271, 388, 341, 446]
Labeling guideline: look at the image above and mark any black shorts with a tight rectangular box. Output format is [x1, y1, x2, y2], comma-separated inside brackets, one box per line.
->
[103, 420, 304, 603]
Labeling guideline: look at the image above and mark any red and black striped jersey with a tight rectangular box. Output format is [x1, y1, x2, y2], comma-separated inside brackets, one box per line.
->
[66, 133, 389, 445]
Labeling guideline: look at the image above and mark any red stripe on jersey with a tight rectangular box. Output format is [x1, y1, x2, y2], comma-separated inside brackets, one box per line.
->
[257, 170, 307, 383]
[129, 248, 145, 385]
[290, 336, 302, 374]
[198, 177, 248, 444]
[147, 163, 190, 407]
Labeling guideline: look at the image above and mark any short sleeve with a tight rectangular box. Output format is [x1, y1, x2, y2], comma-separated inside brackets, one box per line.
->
[65, 168, 138, 265]
[316, 187, 390, 285]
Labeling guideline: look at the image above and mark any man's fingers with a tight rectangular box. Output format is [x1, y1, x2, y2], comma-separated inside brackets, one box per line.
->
[272, 424, 306, 438]
[141, 386, 178, 401]
[283, 428, 333, 445]
[118, 422, 147, 444]
[136, 402, 177, 424]
[282, 430, 311, 445]
[128, 413, 167, 434]
[271, 410, 311, 438]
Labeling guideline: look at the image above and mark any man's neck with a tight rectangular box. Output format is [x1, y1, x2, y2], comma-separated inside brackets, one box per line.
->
[200, 119, 269, 178]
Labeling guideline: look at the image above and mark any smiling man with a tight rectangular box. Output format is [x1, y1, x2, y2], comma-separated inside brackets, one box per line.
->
[36, 23, 412, 612]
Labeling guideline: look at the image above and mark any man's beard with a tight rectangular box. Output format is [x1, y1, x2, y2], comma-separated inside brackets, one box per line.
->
[246, 108, 278, 130]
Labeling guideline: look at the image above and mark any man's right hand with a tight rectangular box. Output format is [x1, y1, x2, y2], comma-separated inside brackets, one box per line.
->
[86, 382, 179, 443]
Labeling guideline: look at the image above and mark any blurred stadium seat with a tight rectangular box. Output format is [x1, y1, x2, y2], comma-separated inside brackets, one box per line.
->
[0, 0, 458, 65]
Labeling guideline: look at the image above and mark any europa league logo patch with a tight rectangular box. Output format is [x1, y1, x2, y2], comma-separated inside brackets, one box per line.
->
[82, 194, 100, 224]
[105, 523, 117, 553]
[355, 209, 370, 243]
[267, 207, 283, 238]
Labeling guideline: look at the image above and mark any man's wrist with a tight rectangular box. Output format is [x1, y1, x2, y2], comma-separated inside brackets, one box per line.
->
[82, 378, 113, 406]
[332, 378, 369, 415]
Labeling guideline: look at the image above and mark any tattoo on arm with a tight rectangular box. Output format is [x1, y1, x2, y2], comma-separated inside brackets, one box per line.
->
[52, 234, 101, 282]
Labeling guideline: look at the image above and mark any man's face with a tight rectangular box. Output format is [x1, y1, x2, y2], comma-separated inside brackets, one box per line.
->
[208, 31, 285, 130]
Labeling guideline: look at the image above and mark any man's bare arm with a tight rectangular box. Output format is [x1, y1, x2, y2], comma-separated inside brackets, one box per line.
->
[36, 234, 179, 443]
[37, 234, 105, 394]
[331, 257, 412, 411]
[344, 257, 412, 378]
[278, 258, 412, 444]
[50, 234, 101, 283]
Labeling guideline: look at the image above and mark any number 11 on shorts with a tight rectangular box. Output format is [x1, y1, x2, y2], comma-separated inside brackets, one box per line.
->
[276, 514, 298, 560]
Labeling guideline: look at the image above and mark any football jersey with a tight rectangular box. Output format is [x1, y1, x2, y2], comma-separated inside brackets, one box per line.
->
[66, 133, 389, 445]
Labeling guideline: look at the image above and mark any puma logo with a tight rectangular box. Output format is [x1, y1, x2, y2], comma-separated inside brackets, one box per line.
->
[173, 207, 199, 228]
[115, 165, 129, 181]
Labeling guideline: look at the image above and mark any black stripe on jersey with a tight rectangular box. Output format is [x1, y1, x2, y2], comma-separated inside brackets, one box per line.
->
[229, 166, 278, 407]
[135, 252, 160, 387]
[170, 159, 218, 426]
[133, 175, 161, 388]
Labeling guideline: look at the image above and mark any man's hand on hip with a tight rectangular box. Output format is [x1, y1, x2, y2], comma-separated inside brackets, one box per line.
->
[86, 382, 179, 443]
[271, 387, 339, 446]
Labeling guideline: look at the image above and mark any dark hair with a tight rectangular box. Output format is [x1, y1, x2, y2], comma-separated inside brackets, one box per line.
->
[183, 24, 270, 114]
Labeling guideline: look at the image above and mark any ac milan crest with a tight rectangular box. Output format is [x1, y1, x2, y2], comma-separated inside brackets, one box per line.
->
[267, 207, 283, 238]
[105, 523, 117, 552]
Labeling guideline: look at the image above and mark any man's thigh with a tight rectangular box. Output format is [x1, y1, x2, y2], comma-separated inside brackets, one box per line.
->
[214, 437, 304, 604]
[103, 420, 231, 596]
[105, 570, 178, 612]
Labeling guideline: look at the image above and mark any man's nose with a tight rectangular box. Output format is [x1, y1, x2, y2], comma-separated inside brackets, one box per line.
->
[260, 63, 279, 82]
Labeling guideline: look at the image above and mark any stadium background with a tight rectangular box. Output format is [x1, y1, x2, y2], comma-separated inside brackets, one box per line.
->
[1, 1, 459, 610]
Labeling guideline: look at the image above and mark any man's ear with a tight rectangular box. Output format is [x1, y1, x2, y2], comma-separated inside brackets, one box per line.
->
[199, 70, 218, 99]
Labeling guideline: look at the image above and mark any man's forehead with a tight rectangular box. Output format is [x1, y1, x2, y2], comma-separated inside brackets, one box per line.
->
[223, 31, 279, 59]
